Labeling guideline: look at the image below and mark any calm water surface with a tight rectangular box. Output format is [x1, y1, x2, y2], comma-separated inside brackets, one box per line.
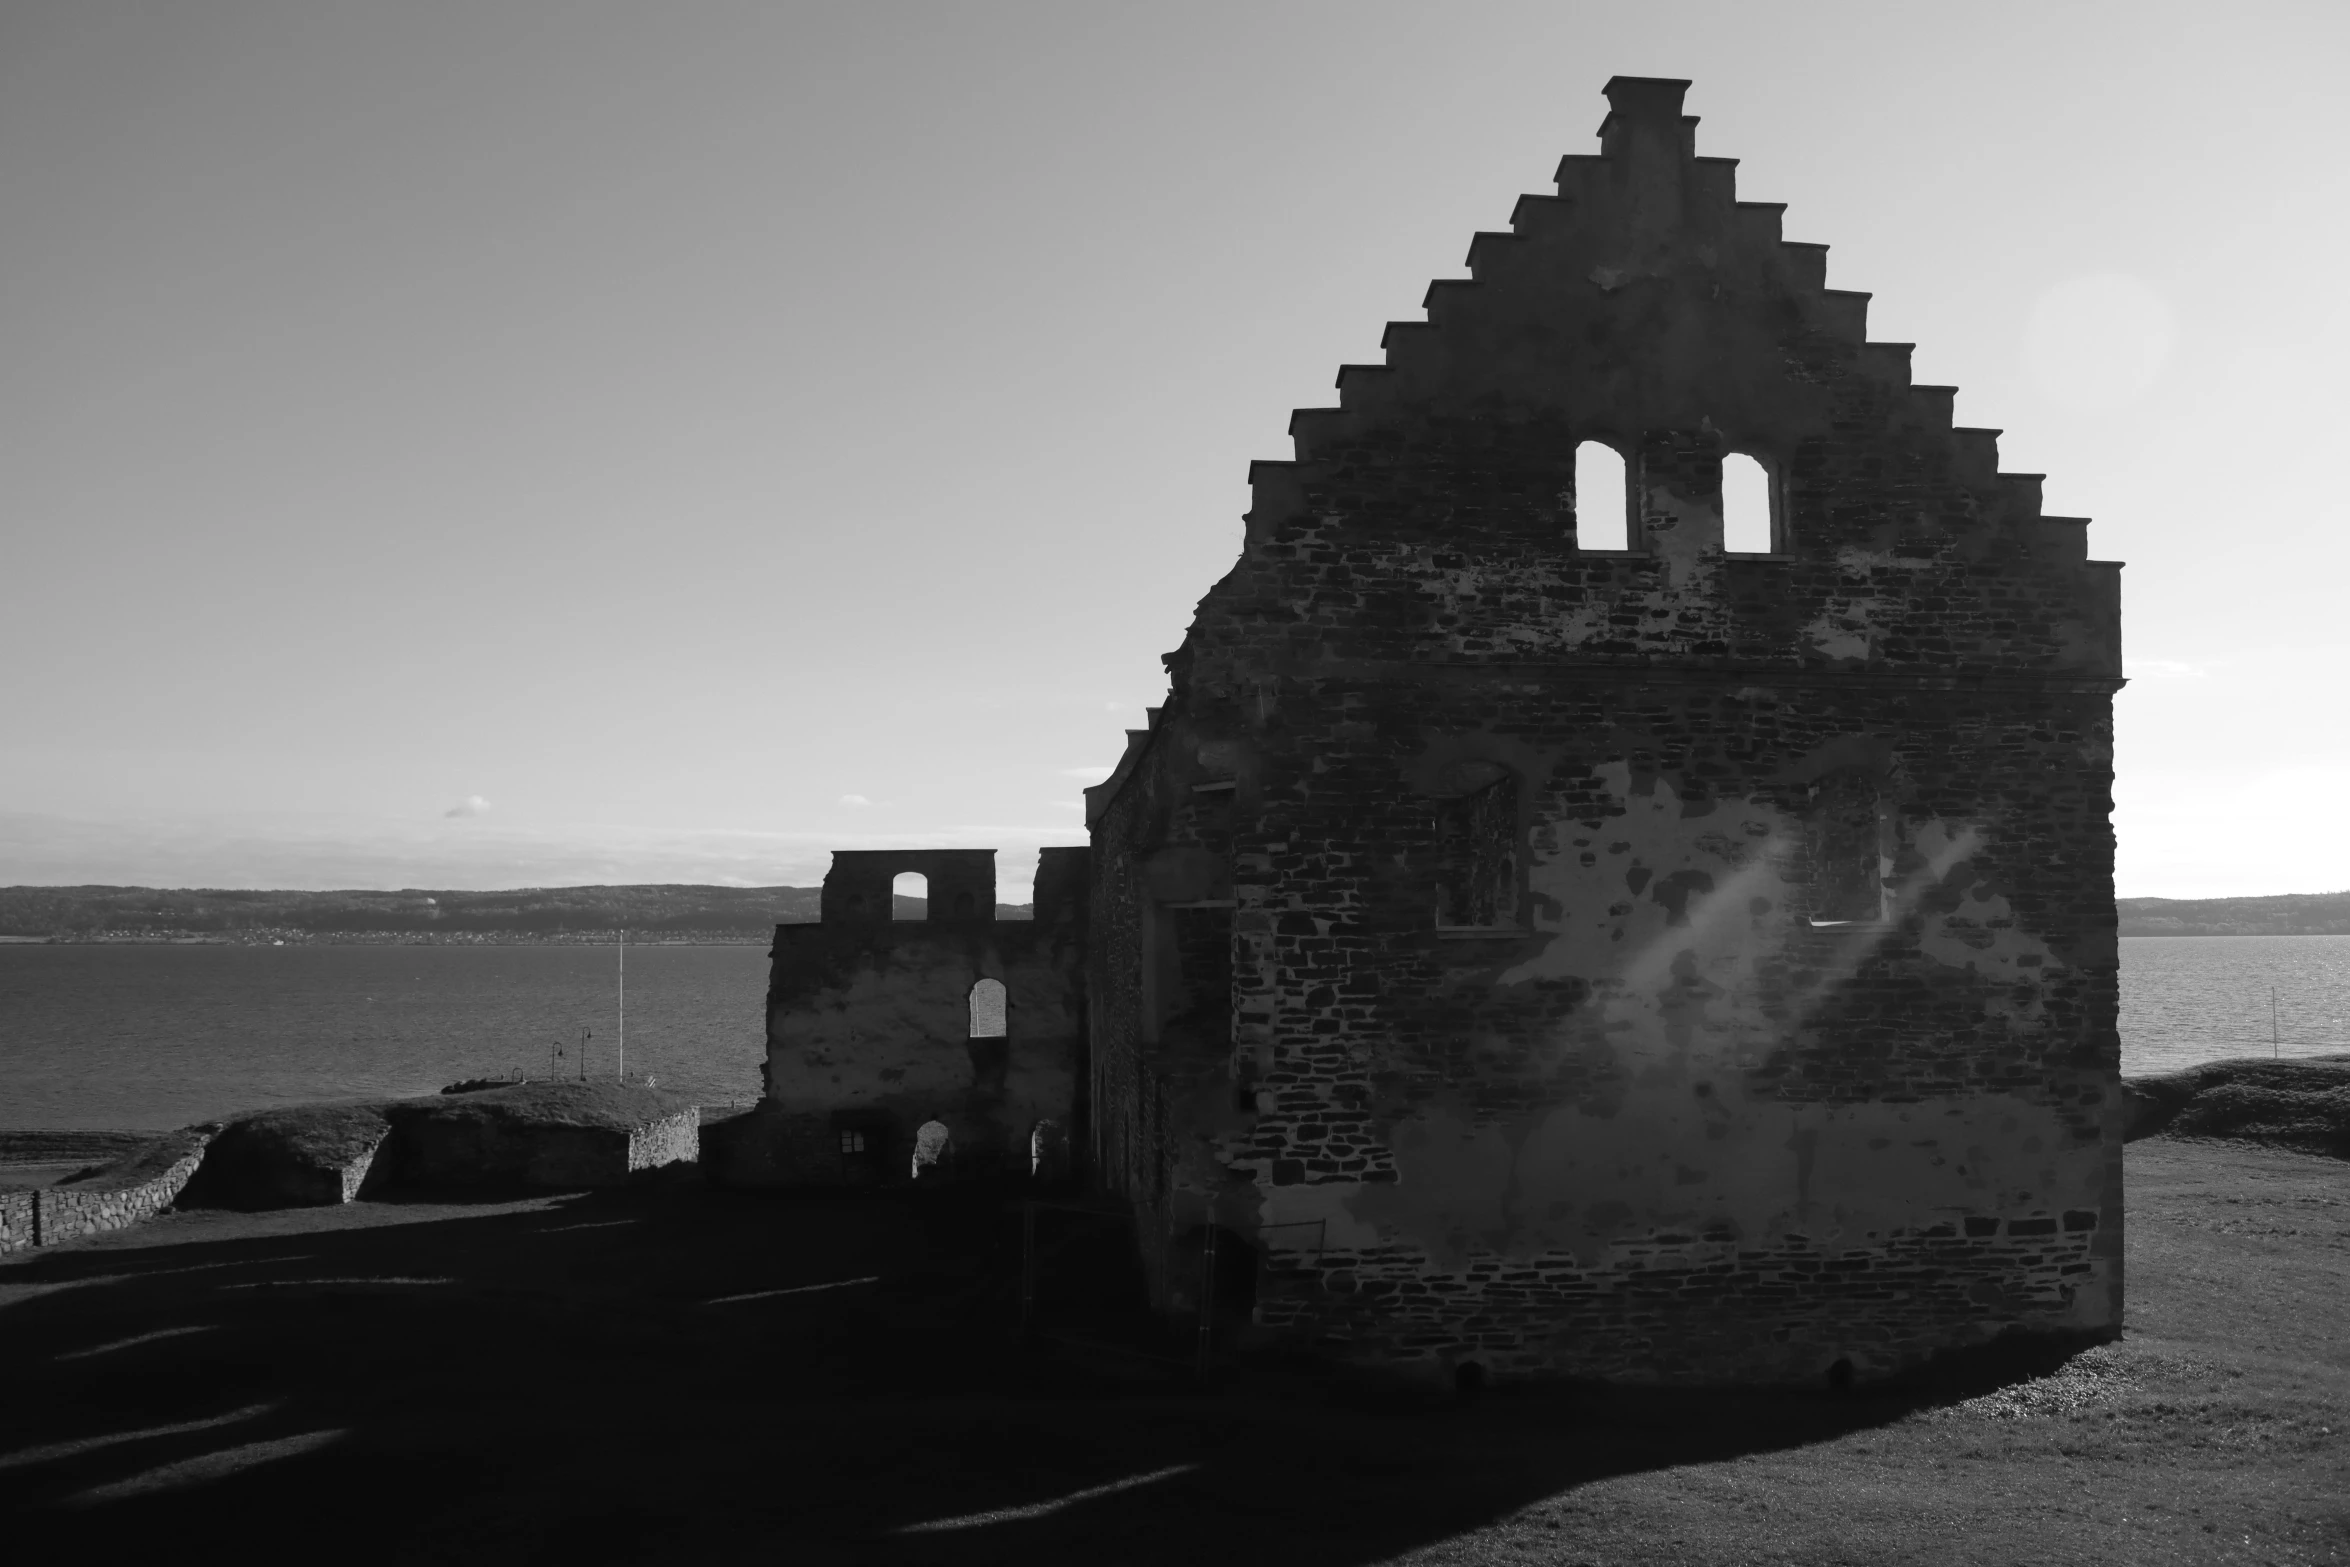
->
[0, 943, 770, 1130]
[2, 936, 2345, 1131]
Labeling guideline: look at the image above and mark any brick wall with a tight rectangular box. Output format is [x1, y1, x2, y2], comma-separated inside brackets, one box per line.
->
[1084, 76, 2124, 1386]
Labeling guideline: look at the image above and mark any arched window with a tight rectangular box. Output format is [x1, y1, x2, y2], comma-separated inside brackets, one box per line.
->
[968, 977, 1007, 1038]
[1575, 441, 1630, 551]
[911, 1119, 951, 1181]
[1030, 1119, 1068, 1181]
[891, 871, 927, 921]
[1723, 452, 1774, 554]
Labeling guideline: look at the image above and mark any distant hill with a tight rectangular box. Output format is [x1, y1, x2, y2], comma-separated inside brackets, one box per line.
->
[0, 884, 1033, 943]
[2117, 893, 2350, 938]
[8, 884, 2337, 943]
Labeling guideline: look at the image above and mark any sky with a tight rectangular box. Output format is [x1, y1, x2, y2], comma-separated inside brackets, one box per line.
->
[2, 0, 2345, 901]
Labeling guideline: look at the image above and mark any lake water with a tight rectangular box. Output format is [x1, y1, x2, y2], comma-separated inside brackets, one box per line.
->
[0, 943, 771, 1131]
[2, 935, 2345, 1132]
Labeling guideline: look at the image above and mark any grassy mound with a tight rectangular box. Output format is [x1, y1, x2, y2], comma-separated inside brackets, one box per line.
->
[386, 1080, 700, 1192]
[54, 1127, 216, 1191]
[222, 1102, 398, 1166]
[175, 1103, 396, 1207]
[2124, 1055, 2350, 1157]
[175, 1083, 697, 1207]
[406, 1079, 697, 1132]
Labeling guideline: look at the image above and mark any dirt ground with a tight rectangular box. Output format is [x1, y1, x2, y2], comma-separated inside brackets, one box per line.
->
[2, 1136, 2343, 1564]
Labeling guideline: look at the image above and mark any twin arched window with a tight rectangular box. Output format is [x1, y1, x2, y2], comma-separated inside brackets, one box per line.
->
[1573, 441, 1778, 554]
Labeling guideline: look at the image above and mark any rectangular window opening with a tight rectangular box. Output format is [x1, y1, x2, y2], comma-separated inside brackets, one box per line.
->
[1574, 441, 1631, 551]
[1723, 451, 1776, 554]
[1808, 771, 1886, 924]
[1435, 771, 1520, 928]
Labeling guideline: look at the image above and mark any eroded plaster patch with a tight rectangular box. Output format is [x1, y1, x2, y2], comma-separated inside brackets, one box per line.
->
[1296, 764, 2091, 1276]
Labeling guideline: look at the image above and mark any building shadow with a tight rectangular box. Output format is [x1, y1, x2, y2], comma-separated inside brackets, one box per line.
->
[0, 1190, 2100, 1564]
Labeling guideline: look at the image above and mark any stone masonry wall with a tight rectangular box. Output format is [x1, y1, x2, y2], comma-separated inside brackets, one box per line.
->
[0, 1189, 32, 1254]
[7, 1130, 218, 1251]
[626, 1107, 701, 1173]
[1085, 77, 2124, 1386]
[756, 847, 1090, 1188]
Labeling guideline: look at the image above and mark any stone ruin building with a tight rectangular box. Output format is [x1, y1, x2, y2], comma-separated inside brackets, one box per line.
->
[729, 848, 1088, 1186]
[752, 77, 2125, 1387]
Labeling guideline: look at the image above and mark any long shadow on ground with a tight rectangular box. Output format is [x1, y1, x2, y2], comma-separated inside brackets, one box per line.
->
[0, 1186, 2099, 1564]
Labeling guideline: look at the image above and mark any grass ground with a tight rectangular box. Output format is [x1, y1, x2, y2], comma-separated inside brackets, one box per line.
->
[2, 1136, 2343, 1565]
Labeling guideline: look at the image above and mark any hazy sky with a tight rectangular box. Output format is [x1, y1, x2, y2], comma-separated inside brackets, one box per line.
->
[4, 1, 2345, 900]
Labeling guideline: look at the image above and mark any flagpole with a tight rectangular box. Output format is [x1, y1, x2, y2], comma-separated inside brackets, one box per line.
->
[618, 928, 626, 1082]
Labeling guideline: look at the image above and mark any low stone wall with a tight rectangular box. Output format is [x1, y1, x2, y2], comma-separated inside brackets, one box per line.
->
[626, 1107, 699, 1173]
[0, 1086, 702, 1237]
[0, 1129, 216, 1253]
[333, 1135, 387, 1202]
[0, 1188, 32, 1253]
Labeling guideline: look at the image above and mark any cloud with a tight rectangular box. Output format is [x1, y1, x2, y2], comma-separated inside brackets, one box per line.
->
[443, 795, 491, 818]
[1057, 766, 1114, 779]
[2124, 658, 2208, 680]
[838, 794, 873, 807]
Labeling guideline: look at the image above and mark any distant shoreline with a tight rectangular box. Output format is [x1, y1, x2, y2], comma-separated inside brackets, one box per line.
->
[0, 882, 1036, 943]
[5, 883, 2341, 941]
[4, 926, 2343, 946]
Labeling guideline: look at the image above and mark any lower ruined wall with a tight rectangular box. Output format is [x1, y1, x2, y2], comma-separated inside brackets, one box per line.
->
[708, 1105, 873, 1187]
[1213, 1067, 2126, 1386]
[1088, 677, 2126, 1385]
[761, 922, 1085, 1188]
[1251, 1212, 2111, 1385]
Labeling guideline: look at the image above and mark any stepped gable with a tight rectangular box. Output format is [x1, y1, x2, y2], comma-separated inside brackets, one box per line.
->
[1165, 74, 2116, 700]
